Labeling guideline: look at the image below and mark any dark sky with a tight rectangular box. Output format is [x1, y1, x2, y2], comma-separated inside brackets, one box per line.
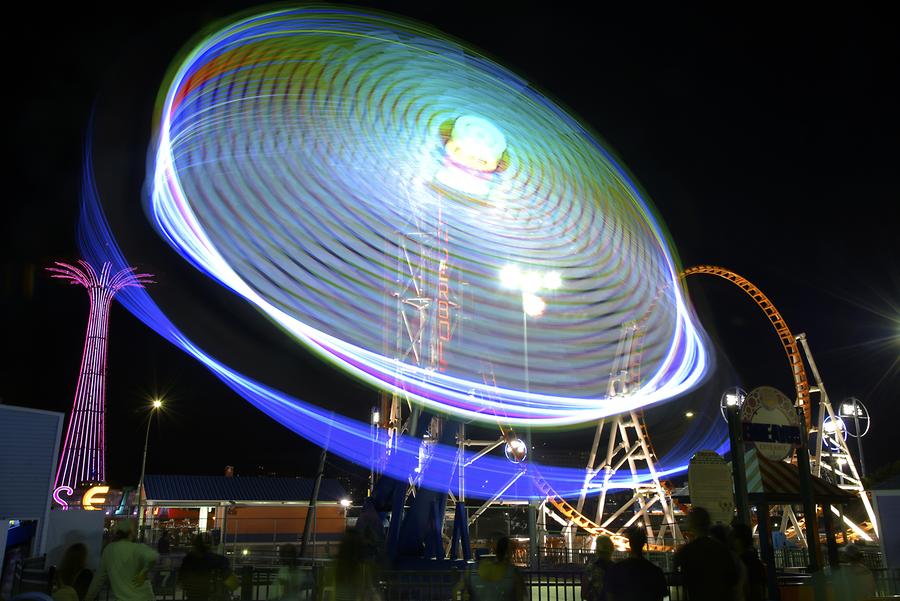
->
[3, 3, 898, 490]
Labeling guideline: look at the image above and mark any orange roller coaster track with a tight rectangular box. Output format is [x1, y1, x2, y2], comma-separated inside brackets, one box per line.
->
[681, 265, 811, 428]
[540, 265, 813, 545]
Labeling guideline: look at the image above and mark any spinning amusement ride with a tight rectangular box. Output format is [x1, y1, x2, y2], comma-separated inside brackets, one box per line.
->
[64, 5, 875, 558]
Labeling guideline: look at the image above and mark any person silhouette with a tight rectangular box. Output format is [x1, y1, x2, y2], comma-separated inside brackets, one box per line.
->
[582, 536, 614, 601]
[53, 543, 93, 601]
[673, 508, 738, 601]
[605, 528, 667, 601]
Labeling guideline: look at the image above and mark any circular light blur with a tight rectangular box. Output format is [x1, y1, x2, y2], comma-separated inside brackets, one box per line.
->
[504, 438, 528, 463]
[150, 6, 708, 426]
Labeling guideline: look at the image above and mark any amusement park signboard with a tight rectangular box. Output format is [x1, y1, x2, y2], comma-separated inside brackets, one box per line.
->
[688, 450, 735, 525]
[740, 386, 802, 461]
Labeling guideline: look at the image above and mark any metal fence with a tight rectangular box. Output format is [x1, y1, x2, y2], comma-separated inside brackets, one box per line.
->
[537, 545, 885, 571]
[535, 547, 676, 572]
[771, 546, 885, 570]
[18, 558, 900, 601]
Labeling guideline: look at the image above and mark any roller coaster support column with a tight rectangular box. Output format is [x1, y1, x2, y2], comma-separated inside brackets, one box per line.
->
[449, 421, 471, 560]
[726, 404, 751, 526]
[449, 501, 471, 560]
[796, 407, 822, 574]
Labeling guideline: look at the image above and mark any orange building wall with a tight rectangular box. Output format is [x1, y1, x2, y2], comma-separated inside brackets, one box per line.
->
[219, 505, 346, 536]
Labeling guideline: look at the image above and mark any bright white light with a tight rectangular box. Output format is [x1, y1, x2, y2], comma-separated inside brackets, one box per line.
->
[241, 549, 249, 556]
[520, 271, 543, 294]
[543, 271, 562, 291]
[434, 163, 493, 196]
[842, 403, 855, 416]
[152, 399, 163, 409]
[340, 498, 351, 507]
[504, 438, 527, 463]
[725, 394, 739, 406]
[522, 293, 546, 317]
[685, 411, 694, 418]
[445, 115, 507, 172]
[500, 264, 522, 289]
[823, 420, 839, 434]
[371, 411, 380, 424]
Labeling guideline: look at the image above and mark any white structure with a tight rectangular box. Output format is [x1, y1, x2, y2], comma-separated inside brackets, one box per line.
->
[0, 404, 64, 573]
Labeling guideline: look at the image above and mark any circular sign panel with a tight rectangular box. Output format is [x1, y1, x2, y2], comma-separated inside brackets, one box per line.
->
[740, 386, 800, 461]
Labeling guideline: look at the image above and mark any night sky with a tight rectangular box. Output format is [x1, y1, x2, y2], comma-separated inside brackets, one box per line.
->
[3, 3, 898, 491]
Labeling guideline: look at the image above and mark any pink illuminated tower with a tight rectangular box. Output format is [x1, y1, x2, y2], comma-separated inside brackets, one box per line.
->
[50, 260, 153, 495]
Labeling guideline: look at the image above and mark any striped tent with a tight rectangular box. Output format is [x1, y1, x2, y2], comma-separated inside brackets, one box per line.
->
[744, 449, 856, 503]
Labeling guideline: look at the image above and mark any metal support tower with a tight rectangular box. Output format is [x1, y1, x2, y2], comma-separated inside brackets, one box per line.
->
[797, 333, 878, 540]
[568, 322, 682, 548]
[375, 189, 465, 558]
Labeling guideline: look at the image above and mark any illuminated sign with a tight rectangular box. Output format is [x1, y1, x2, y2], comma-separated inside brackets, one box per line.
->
[82, 485, 110, 510]
[53, 485, 74, 510]
[740, 386, 801, 461]
[688, 450, 735, 525]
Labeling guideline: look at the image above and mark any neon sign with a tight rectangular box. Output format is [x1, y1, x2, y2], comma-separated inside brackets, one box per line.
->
[82, 485, 110, 510]
[53, 485, 74, 510]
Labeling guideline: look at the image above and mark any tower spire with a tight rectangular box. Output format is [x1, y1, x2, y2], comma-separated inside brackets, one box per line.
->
[49, 260, 153, 495]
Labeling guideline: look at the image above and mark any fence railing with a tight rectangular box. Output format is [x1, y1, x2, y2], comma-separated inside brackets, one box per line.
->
[771, 546, 884, 570]
[536, 545, 885, 571]
[47, 561, 900, 601]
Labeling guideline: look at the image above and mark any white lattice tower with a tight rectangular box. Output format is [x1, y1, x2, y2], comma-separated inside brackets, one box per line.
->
[570, 322, 683, 548]
[797, 333, 878, 541]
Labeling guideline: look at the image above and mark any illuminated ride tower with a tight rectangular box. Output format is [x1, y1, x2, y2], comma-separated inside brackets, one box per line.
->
[373, 115, 511, 560]
[49, 260, 153, 503]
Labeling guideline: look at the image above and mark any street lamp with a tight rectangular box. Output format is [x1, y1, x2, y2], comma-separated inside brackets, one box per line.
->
[499, 264, 562, 390]
[719, 387, 747, 422]
[137, 399, 163, 541]
[499, 263, 561, 567]
[839, 397, 871, 477]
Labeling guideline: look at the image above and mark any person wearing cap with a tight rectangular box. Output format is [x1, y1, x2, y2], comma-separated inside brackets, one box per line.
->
[85, 519, 159, 601]
[582, 536, 615, 601]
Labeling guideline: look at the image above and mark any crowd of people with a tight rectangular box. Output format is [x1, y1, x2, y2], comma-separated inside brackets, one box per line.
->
[45, 507, 880, 601]
[580, 506, 877, 601]
[49, 521, 240, 601]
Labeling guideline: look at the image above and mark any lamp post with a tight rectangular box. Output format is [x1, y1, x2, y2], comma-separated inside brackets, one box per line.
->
[500, 264, 561, 568]
[840, 398, 870, 478]
[137, 399, 163, 541]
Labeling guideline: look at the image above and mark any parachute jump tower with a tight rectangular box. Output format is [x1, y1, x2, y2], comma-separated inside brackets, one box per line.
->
[49, 260, 153, 500]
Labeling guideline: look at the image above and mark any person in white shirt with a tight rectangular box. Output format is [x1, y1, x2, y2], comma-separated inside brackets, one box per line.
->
[85, 520, 159, 601]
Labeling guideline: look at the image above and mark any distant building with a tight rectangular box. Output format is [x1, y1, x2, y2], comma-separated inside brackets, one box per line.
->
[141, 474, 349, 557]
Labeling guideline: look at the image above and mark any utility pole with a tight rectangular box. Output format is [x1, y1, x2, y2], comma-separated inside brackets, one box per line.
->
[300, 449, 327, 558]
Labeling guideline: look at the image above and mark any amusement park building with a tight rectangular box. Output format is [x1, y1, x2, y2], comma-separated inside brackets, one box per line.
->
[140, 474, 349, 554]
